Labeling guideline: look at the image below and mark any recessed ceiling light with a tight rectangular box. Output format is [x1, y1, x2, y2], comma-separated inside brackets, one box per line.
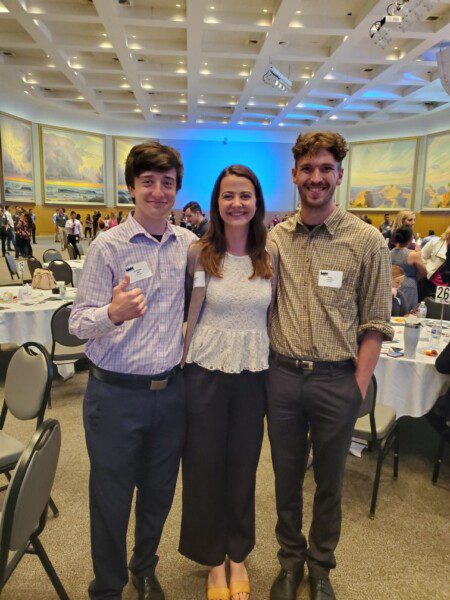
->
[209, 6, 215, 9]
[77, 95, 84, 100]
[238, 120, 244, 125]
[263, 8, 268, 13]
[179, 60, 184, 64]
[296, 10, 301, 14]
[278, 122, 285, 126]
[330, 115, 338, 120]
[176, 3, 181, 7]
[102, 33, 107, 37]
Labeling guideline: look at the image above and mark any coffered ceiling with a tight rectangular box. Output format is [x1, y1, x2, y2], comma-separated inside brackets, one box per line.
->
[0, 0, 449, 130]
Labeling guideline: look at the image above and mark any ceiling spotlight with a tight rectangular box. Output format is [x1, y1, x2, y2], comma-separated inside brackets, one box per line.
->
[262, 64, 292, 92]
[369, 21, 392, 49]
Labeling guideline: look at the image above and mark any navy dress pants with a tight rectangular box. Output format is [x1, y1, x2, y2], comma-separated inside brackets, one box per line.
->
[83, 372, 186, 600]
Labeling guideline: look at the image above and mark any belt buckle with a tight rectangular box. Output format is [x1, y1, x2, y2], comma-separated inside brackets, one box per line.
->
[150, 378, 168, 391]
[296, 360, 313, 371]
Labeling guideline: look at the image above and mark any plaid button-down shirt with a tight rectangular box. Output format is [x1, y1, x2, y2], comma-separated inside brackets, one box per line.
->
[269, 205, 394, 361]
[69, 213, 197, 375]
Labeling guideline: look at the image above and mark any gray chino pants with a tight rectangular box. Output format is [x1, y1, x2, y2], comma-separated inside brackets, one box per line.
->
[267, 357, 363, 577]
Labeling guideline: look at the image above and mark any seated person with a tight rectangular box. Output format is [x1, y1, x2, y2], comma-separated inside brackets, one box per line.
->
[391, 265, 409, 316]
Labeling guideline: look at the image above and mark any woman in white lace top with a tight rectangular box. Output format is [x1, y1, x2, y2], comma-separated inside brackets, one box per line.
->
[179, 165, 278, 600]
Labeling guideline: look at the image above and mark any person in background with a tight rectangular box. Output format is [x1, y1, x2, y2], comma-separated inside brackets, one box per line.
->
[66, 210, 82, 259]
[379, 213, 392, 238]
[272, 214, 280, 228]
[109, 211, 118, 228]
[390, 225, 427, 312]
[55, 207, 67, 250]
[93, 211, 100, 237]
[53, 209, 60, 242]
[117, 211, 124, 225]
[0, 209, 8, 257]
[183, 201, 209, 237]
[391, 265, 408, 317]
[104, 214, 110, 229]
[14, 211, 32, 258]
[85, 214, 93, 238]
[420, 226, 450, 298]
[28, 208, 37, 244]
[267, 131, 393, 600]
[179, 212, 187, 228]
[421, 229, 438, 248]
[4, 205, 15, 252]
[389, 210, 415, 249]
[179, 165, 278, 600]
[169, 211, 176, 225]
[69, 140, 197, 600]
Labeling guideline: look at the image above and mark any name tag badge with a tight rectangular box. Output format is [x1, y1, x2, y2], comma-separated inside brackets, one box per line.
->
[193, 270, 206, 288]
[318, 270, 343, 289]
[125, 261, 153, 284]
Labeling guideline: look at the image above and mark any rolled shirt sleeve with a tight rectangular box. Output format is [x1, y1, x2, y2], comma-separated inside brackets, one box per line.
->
[357, 244, 394, 342]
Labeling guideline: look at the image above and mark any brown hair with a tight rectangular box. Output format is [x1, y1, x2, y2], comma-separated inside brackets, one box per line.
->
[292, 131, 348, 165]
[392, 265, 404, 278]
[125, 141, 183, 191]
[198, 165, 272, 280]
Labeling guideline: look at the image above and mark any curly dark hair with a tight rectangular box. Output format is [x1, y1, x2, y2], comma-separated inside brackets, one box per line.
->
[292, 131, 348, 165]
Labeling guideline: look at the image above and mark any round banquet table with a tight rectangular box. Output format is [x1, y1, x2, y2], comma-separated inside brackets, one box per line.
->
[0, 286, 79, 378]
[375, 319, 450, 419]
[43, 258, 85, 288]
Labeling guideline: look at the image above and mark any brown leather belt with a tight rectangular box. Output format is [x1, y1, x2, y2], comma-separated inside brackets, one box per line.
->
[90, 363, 180, 391]
[270, 350, 354, 373]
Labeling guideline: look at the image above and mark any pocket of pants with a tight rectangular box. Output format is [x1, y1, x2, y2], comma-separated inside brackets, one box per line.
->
[350, 373, 364, 405]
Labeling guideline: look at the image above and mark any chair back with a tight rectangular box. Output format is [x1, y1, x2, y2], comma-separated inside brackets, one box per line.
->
[4, 254, 18, 279]
[3, 343, 53, 424]
[27, 257, 42, 278]
[42, 249, 62, 263]
[0, 420, 61, 566]
[51, 302, 87, 349]
[360, 375, 377, 417]
[76, 242, 85, 256]
[48, 260, 73, 286]
[424, 296, 450, 320]
[67, 244, 75, 260]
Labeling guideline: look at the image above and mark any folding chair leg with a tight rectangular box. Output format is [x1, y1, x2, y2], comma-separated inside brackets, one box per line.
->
[432, 435, 446, 484]
[31, 535, 70, 600]
[369, 449, 384, 519]
[393, 428, 400, 479]
[49, 496, 60, 517]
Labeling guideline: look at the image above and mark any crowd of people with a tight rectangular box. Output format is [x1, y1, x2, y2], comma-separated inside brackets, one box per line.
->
[0, 205, 36, 259]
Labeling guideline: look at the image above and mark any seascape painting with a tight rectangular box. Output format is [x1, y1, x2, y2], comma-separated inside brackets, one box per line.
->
[0, 113, 34, 203]
[114, 137, 156, 205]
[41, 126, 105, 205]
[422, 132, 450, 209]
[347, 138, 417, 211]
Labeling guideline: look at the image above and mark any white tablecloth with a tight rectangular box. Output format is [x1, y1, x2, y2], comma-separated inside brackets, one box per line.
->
[43, 259, 85, 288]
[0, 286, 79, 378]
[375, 321, 450, 418]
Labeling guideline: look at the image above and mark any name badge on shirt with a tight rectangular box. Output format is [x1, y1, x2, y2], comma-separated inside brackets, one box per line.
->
[318, 270, 343, 289]
[193, 270, 206, 288]
[125, 261, 153, 284]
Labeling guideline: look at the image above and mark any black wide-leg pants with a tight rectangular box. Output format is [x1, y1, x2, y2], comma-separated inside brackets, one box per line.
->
[179, 363, 266, 566]
[267, 359, 363, 578]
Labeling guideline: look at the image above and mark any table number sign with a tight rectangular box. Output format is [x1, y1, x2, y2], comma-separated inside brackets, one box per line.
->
[435, 286, 450, 305]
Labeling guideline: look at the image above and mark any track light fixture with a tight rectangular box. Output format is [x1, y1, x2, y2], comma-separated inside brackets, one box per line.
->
[262, 64, 292, 92]
[370, 0, 439, 47]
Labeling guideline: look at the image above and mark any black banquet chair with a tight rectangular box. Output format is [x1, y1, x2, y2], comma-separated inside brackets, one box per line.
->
[0, 419, 69, 599]
[48, 259, 73, 286]
[43, 248, 63, 263]
[67, 244, 75, 260]
[4, 254, 19, 280]
[352, 376, 399, 518]
[27, 256, 42, 278]
[424, 296, 450, 320]
[0, 342, 59, 517]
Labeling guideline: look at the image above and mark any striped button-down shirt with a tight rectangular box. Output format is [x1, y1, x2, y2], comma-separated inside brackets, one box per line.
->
[69, 213, 197, 375]
[269, 206, 394, 361]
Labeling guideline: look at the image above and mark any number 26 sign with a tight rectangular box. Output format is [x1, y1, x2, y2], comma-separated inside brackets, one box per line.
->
[435, 286, 450, 305]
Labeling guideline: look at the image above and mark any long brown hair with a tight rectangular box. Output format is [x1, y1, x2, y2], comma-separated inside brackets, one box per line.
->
[199, 165, 272, 280]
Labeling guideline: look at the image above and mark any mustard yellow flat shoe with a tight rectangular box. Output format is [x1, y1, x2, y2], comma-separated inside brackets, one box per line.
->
[207, 586, 231, 600]
[230, 580, 250, 599]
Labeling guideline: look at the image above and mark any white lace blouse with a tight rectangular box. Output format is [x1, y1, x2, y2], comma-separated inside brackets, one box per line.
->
[185, 252, 272, 373]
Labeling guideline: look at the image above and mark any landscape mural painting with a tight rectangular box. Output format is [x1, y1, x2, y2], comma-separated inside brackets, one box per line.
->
[114, 137, 154, 205]
[41, 126, 105, 205]
[0, 113, 34, 203]
[423, 132, 450, 209]
[347, 138, 417, 211]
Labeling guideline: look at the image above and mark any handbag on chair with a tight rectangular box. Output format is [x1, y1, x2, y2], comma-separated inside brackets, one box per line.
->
[31, 268, 58, 290]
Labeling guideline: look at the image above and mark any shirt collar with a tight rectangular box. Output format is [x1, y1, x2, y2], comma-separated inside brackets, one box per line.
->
[294, 204, 345, 237]
[124, 211, 181, 242]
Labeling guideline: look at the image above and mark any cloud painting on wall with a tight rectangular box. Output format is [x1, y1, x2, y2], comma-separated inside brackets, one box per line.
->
[40, 125, 105, 205]
[0, 113, 34, 203]
[422, 131, 450, 210]
[114, 137, 156, 205]
[347, 138, 418, 211]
